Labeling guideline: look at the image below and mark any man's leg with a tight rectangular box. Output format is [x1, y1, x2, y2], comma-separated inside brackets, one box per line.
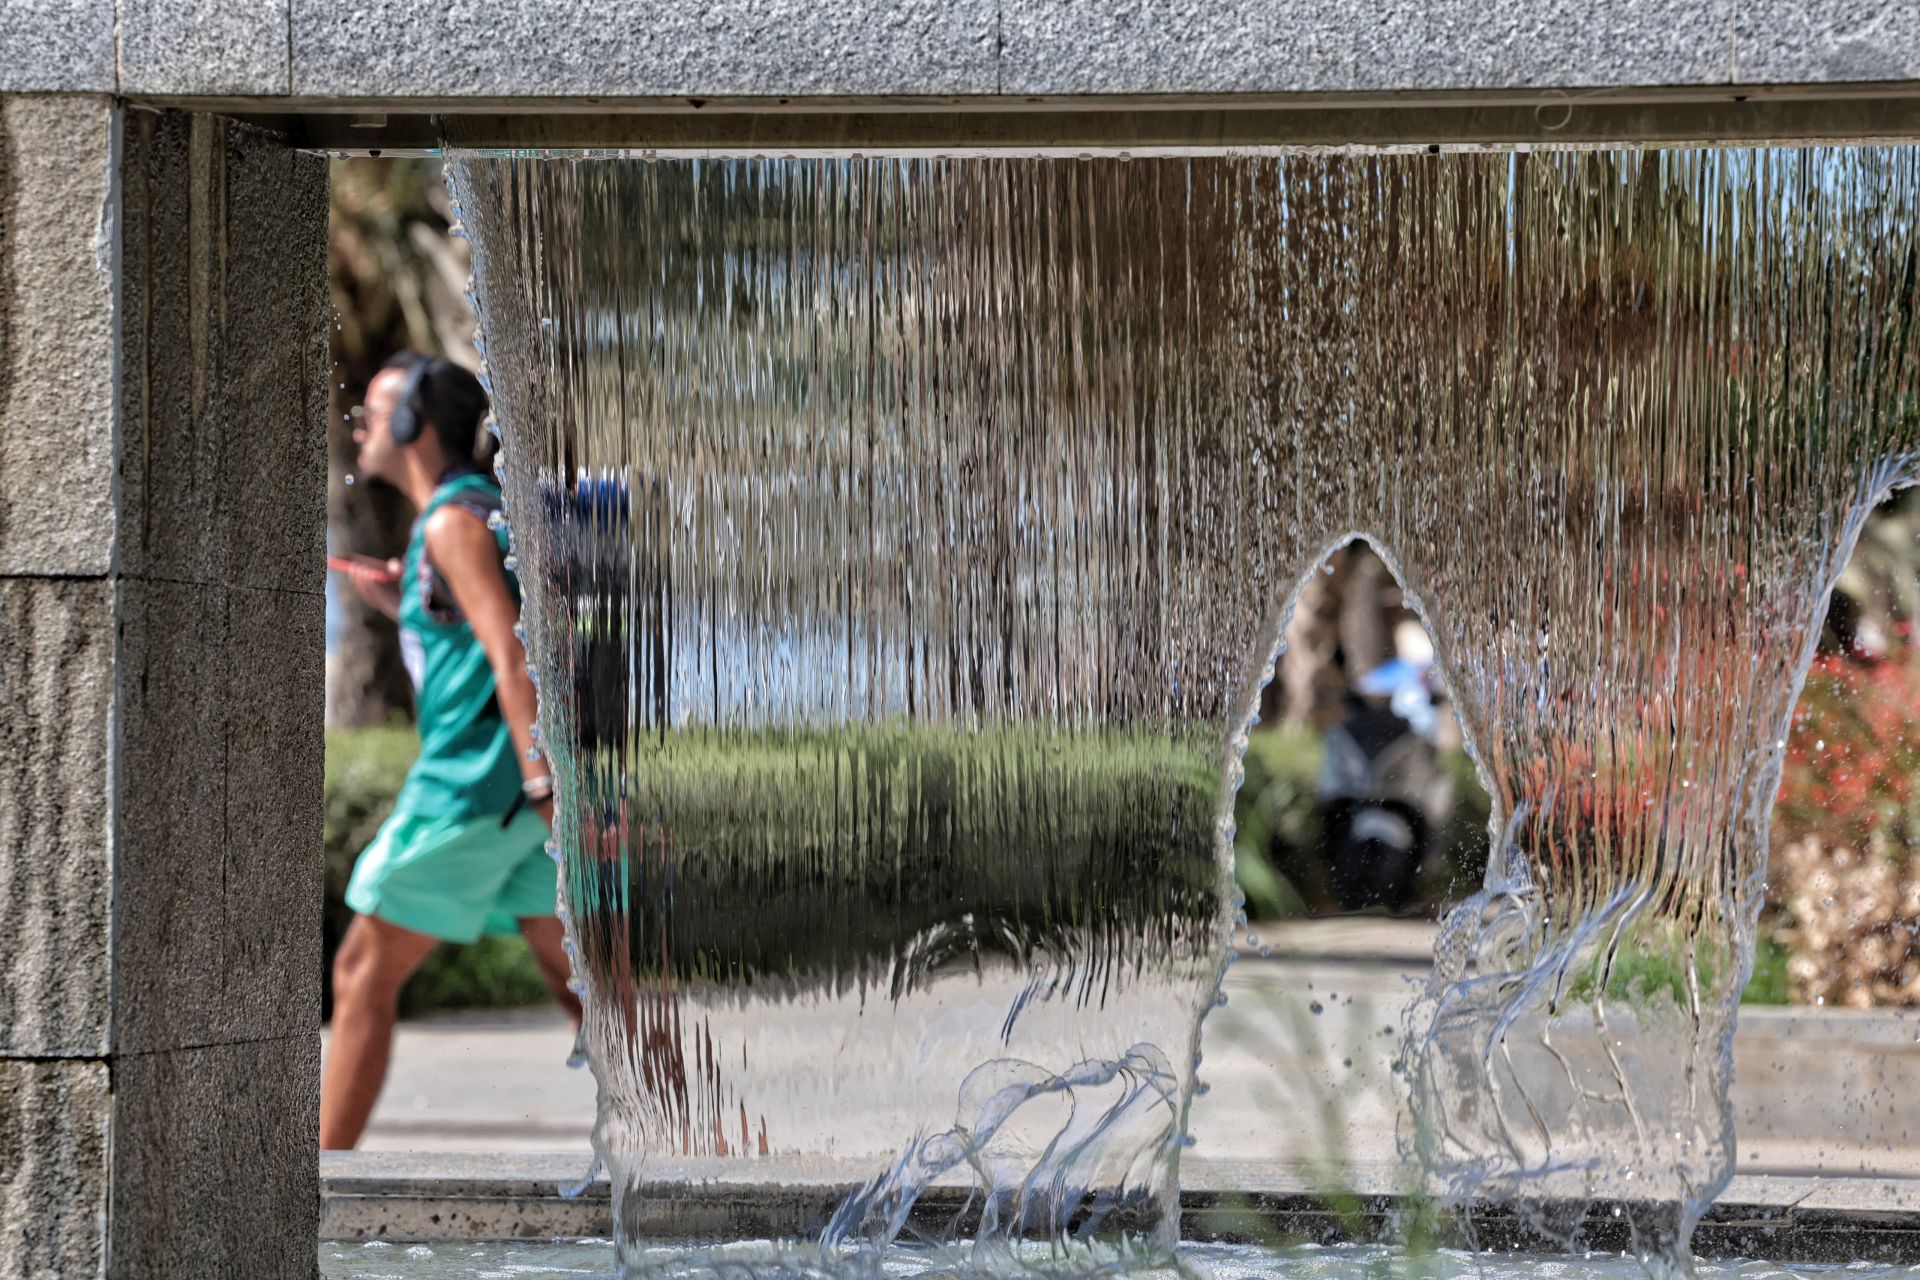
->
[518, 915, 584, 1030]
[320, 913, 442, 1150]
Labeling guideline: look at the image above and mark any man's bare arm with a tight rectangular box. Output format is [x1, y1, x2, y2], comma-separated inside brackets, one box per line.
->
[422, 508, 552, 825]
[345, 557, 405, 621]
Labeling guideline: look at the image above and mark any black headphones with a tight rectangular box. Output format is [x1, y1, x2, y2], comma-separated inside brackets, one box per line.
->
[389, 357, 442, 446]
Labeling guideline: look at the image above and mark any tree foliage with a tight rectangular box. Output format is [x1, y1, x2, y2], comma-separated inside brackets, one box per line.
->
[326, 159, 477, 727]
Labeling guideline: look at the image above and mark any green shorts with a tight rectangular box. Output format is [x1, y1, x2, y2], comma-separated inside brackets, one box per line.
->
[345, 807, 558, 943]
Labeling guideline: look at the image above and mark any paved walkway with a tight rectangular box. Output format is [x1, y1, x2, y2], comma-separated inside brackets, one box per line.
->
[333, 919, 1920, 1180]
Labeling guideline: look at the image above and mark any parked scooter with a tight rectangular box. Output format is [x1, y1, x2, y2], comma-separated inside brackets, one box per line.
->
[1315, 654, 1454, 912]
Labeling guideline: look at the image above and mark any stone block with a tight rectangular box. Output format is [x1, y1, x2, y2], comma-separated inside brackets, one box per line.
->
[217, 132, 329, 596]
[112, 579, 324, 1053]
[119, 0, 294, 96]
[1351, 0, 1734, 92]
[0, 580, 113, 1058]
[1000, 0, 1351, 95]
[0, 0, 115, 92]
[219, 585, 325, 1042]
[117, 109, 219, 587]
[0, 96, 117, 577]
[291, 0, 999, 98]
[1735, 0, 1920, 83]
[1002, 0, 1736, 95]
[110, 1034, 319, 1278]
[118, 108, 329, 595]
[111, 576, 229, 1054]
[0, 1059, 110, 1279]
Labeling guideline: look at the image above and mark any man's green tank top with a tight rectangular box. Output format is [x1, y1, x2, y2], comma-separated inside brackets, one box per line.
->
[393, 470, 524, 821]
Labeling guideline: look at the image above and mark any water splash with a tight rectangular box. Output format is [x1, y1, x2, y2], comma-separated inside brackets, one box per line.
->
[447, 148, 1920, 1275]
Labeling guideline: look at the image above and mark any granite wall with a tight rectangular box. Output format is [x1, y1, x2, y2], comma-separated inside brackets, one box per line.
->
[0, 97, 326, 1279]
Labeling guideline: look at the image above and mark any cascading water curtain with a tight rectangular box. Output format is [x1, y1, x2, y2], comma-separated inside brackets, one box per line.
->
[448, 149, 1920, 1276]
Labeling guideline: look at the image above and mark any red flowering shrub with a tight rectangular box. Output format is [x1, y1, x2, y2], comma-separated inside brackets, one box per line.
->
[1774, 650, 1920, 860]
[1771, 645, 1920, 1006]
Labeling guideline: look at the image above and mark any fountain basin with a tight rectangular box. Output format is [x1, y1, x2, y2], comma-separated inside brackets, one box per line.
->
[321, 1152, 1920, 1265]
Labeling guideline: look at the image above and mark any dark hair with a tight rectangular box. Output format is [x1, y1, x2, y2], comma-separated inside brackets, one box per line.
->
[381, 351, 490, 460]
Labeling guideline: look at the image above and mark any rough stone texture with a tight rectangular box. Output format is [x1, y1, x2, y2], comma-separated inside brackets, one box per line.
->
[221, 587, 325, 1035]
[118, 108, 329, 596]
[0, 1060, 110, 1279]
[1350, 0, 1736, 92]
[1002, 0, 1737, 95]
[0, 0, 115, 92]
[0, 579, 113, 1059]
[99, 105, 326, 1280]
[216, 122, 329, 593]
[0, 96, 117, 578]
[112, 107, 326, 1056]
[119, 0, 293, 96]
[0, 98, 325, 1278]
[110, 1034, 319, 1278]
[106, 100, 325, 1054]
[110, 576, 226, 1052]
[9, 0, 1920, 100]
[1000, 1, 1348, 95]
[290, 0, 1000, 98]
[1735, 0, 1920, 84]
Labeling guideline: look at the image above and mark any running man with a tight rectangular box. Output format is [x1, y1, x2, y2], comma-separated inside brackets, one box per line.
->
[321, 352, 581, 1150]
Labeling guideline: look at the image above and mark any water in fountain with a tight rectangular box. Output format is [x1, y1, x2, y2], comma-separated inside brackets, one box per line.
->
[445, 148, 1920, 1276]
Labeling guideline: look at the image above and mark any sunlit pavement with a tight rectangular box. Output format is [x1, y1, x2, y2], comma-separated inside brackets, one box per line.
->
[331, 918, 1920, 1180]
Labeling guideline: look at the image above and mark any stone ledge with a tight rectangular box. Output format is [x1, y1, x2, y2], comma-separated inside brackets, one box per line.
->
[8, 0, 1920, 105]
[0, 1, 115, 92]
[319, 1151, 1920, 1262]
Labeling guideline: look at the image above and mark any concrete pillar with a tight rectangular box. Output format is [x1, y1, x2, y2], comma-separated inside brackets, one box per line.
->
[0, 97, 327, 1278]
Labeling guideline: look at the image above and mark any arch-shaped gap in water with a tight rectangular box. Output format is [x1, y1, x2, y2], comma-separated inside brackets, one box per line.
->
[1194, 535, 1496, 1178]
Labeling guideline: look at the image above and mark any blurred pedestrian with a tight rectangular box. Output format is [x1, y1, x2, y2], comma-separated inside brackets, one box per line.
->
[320, 351, 580, 1151]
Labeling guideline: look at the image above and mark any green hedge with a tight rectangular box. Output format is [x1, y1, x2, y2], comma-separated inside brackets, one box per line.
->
[324, 724, 552, 1019]
[564, 725, 1226, 989]
[328, 718, 1785, 1009]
